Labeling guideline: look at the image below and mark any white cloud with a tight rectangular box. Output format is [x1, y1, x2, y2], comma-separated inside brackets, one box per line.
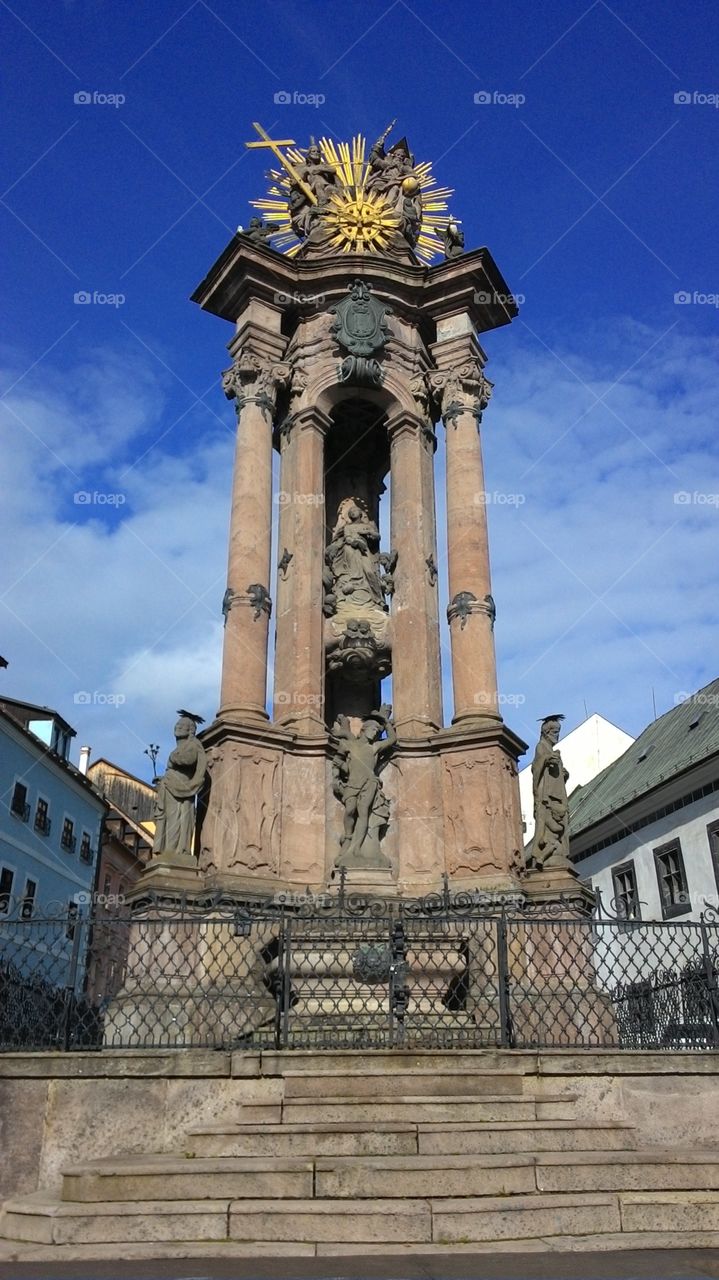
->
[0, 320, 717, 778]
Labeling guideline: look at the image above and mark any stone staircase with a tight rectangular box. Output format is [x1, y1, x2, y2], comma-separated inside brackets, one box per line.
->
[3, 1055, 719, 1259]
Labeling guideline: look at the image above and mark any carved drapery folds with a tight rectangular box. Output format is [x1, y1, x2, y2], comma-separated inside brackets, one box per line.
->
[323, 498, 394, 683]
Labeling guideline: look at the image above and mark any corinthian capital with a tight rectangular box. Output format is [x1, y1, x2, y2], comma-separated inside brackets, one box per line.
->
[428, 359, 493, 427]
[222, 349, 292, 420]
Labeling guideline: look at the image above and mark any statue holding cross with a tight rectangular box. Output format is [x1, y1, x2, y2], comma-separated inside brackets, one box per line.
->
[245, 123, 337, 240]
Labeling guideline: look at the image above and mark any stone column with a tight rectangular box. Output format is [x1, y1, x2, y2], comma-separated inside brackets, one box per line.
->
[387, 408, 442, 735]
[219, 349, 287, 722]
[431, 343, 500, 725]
[273, 406, 329, 733]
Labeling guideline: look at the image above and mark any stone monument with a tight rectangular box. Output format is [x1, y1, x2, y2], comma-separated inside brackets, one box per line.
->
[180, 119, 530, 900]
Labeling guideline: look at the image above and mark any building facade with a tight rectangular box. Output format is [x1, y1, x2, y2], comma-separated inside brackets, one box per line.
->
[570, 682, 719, 922]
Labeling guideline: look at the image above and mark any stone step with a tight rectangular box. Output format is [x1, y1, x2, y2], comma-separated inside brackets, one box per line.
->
[282, 1092, 578, 1124]
[186, 1118, 635, 1159]
[260, 1049, 537, 1076]
[7, 1187, 719, 1251]
[0, 1195, 231, 1246]
[417, 1120, 637, 1155]
[534, 1149, 719, 1194]
[187, 1121, 418, 1158]
[313, 1149, 719, 1199]
[59, 1157, 313, 1204]
[282, 1069, 524, 1098]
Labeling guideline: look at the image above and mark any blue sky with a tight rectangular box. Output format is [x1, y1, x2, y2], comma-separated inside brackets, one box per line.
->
[1, 0, 718, 777]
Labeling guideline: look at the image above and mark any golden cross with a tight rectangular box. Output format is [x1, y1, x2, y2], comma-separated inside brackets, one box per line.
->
[245, 122, 316, 205]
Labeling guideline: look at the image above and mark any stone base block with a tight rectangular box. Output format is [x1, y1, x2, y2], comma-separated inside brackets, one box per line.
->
[228, 1197, 432, 1243]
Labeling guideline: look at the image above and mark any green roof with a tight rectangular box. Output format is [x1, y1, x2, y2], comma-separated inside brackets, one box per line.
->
[569, 677, 719, 837]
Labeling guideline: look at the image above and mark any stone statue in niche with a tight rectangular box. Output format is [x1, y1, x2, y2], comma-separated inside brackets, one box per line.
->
[152, 711, 207, 860]
[528, 715, 572, 871]
[324, 501, 387, 612]
[331, 705, 396, 869]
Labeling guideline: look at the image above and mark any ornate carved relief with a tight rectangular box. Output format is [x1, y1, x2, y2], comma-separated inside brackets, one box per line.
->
[200, 745, 280, 876]
[444, 755, 519, 878]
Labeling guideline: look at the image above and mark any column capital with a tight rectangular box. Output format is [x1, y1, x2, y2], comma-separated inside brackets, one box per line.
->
[428, 358, 493, 428]
[222, 346, 295, 421]
[385, 407, 435, 450]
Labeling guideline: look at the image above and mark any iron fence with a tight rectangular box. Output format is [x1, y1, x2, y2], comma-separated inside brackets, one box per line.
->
[0, 892, 718, 1053]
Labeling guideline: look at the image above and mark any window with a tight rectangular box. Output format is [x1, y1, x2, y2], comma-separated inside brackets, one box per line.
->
[654, 839, 691, 918]
[10, 782, 29, 821]
[66, 900, 79, 941]
[79, 832, 93, 863]
[61, 818, 76, 852]
[708, 821, 719, 897]
[34, 797, 51, 836]
[103, 873, 112, 897]
[0, 867, 14, 913]
[21, 878, 37, 920]
[611, 860, 641, 920]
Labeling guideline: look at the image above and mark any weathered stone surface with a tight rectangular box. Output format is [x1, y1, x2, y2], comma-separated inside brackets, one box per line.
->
[417, 1120, 636, 1156]
[0, 1080, 47, 1199]
[283, 1095, 539, 1125]
[61, 1157, 313, 1203]
[0, 1050, 232, 1078]
[536, 1150, 719, 1194]
[259, 1048, 539, 1075]
[2, 1196, 230, 1245]
[282, 1070, 523, 1098]
[37, 1079, 168, 1194]
[228, 1197, 432, 1243]
[620, 1190, 719, 1233]
[188, 1122, 418, 1158]
[315, 1154, 536, 1199]
[431, 1192, 622, 1243]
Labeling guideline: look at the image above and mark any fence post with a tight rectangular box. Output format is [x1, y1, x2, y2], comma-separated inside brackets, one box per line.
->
[61, 906, 85, 1051]
[497, 909, 513, 1049]
[278, 913, 293, 1050]
[699, 914, 719, 1048]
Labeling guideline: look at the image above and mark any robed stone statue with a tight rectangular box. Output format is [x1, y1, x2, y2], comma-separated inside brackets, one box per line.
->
[152, 711, 207, 860]
[528, 714, 572, 871]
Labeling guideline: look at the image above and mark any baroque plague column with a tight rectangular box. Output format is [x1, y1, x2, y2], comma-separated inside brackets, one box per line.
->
[190, 122, 528, 899]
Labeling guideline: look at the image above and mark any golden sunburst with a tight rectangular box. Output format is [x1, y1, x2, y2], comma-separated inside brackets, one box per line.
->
[248, 131, 453, 263]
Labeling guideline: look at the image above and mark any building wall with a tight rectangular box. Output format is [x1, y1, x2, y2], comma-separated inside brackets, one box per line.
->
[0, 718, 106, 994]
[520, 713, 634, 843]
[576, 787, 719, 922]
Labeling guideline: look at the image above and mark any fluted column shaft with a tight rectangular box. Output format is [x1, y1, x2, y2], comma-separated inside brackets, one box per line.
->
[388, 410, 443, 735]
[273, 407, 329, 733]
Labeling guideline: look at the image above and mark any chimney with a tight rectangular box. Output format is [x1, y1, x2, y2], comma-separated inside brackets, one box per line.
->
[78, 745, 91, 775]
